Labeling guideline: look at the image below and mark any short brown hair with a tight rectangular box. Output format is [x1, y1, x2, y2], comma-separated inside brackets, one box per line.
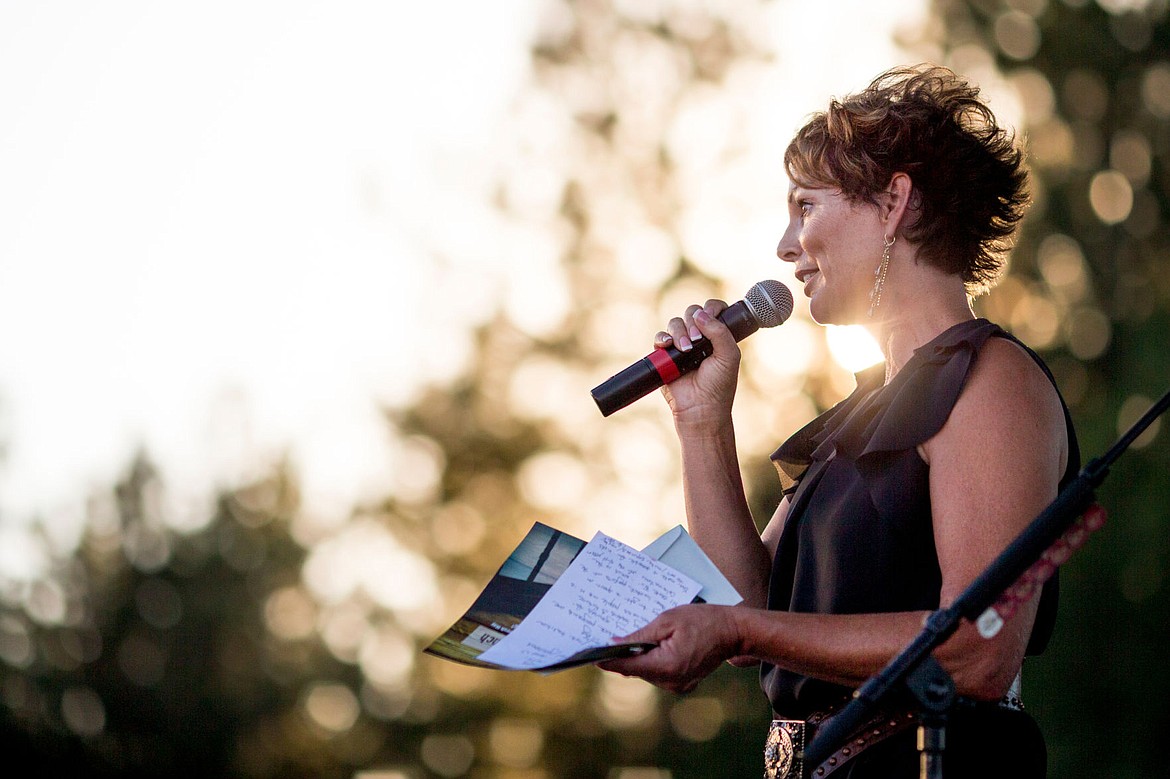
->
[784, 65, 1029, 294]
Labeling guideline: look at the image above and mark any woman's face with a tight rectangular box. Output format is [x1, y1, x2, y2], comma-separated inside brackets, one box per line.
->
[776, 183, 885, 325]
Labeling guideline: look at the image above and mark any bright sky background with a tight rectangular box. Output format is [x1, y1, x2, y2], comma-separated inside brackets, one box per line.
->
[0, 1, 931, 562]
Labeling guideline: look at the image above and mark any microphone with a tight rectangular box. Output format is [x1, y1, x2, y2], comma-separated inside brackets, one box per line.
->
[591, 280, 794, 417]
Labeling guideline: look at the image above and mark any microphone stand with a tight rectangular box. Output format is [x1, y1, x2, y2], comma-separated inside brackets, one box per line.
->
[802, 387, 1170, 778]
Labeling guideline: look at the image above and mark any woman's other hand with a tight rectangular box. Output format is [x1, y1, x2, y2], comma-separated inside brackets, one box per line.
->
[597, 604, 744, 694]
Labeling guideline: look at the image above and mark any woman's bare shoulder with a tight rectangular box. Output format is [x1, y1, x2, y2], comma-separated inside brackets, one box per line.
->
[923, 333, 1068, 473]
[967, 335, 1064, 418]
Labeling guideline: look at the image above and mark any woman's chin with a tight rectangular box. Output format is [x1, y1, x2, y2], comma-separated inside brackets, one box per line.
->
[808, 297, 868, 327]
[807, 300, 841, 326]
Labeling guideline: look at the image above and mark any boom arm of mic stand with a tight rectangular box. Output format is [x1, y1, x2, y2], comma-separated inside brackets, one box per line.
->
[803, 385, 1170, 770]
[804, 474, 1102, 769]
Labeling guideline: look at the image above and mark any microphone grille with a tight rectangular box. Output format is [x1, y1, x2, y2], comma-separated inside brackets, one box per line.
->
[744, 280, 794, 328]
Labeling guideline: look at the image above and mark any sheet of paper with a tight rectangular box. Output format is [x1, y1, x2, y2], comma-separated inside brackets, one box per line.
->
[641, 525, 743, 606]
[476, 531, 701, 670]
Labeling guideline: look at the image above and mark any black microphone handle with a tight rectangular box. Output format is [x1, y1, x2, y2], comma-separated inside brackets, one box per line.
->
[590, 300, 760, 417]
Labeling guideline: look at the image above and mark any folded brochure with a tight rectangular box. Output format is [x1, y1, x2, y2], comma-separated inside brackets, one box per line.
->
[423, 523, 742, 672]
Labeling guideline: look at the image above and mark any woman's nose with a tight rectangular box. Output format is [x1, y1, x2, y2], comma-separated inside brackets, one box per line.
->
[776, 226, 800, 263]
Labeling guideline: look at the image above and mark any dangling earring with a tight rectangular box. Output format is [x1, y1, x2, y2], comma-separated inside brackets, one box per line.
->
[868, 236, 895, 318]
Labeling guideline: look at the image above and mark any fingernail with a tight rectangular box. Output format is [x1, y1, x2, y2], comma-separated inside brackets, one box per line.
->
[679, 336, 692, 351]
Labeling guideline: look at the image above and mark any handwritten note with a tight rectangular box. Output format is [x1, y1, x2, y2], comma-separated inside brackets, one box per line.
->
[476, 531, 702, 670]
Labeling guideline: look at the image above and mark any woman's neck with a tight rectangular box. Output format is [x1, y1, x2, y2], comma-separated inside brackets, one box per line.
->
[870, 275, 975, 384]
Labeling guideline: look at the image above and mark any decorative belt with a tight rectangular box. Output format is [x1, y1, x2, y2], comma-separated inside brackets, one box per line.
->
[763, 708, 917, 779]
[764, 687, 1024, 779]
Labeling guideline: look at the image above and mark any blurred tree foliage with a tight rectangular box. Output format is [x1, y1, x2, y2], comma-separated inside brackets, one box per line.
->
[3, 3, 786, 778]
[2, 1, 1169, 778]
[931, 1, 1170, 776]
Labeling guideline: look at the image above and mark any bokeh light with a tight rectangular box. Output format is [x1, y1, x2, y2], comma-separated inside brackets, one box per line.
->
[0, 526, 51, 584]
[1110, 129, 1153, 185]
[668, 696, 726, 742]
[1089, 170, 1135, 225]
[420, 734, 476, 778]
[430, 502, 488, 558]
[1063, 69, 1110, 123]
[1010, 68, 1057, 123]
[1011, 291, 1062, 349]
[1037, 234, 1089, 301]
[1117, 394, 1162, 449]
[825, 326, 884, 373]
[1065, 307, 1113, 360]
[0, 615, 34, 668]
[302, 520, 439, 615]
[995, 11, 1042, 60]
[518, 451, 592, 512]
[754, 317, 822, 378]
[135, 577, 183, 630]
[594, 672, 659, 728]
[7, 1, 1169, 777]
[1140, 62, 1170, 117]
[265, 585, 319, 642]
[488, 717, 545, 768]
[303, 681, 361, 734]
[60, 686, 106, 737]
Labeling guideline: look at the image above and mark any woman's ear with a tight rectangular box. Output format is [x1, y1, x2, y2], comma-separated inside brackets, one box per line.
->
[879, 172, 915, 235]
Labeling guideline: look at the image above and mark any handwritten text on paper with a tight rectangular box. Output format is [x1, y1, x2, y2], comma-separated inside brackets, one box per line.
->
[477, 532, 701, 669]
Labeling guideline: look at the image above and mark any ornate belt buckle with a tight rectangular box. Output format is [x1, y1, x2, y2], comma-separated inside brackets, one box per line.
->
[764, 719, 806, 779]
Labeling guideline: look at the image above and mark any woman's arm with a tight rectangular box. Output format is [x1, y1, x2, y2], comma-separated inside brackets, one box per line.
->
[919, 335, 1069, 697]
[658, 304, 779, 609]
[673, 419, 779, 609]
[604, 336, 1069, 699]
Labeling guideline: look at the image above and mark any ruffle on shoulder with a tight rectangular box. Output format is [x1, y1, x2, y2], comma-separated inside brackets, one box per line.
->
[771, 319, 1003, 494]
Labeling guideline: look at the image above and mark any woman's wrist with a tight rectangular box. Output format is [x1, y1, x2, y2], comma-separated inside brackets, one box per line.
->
[723, 605, 754, 660]
[672, 404, 734, 438]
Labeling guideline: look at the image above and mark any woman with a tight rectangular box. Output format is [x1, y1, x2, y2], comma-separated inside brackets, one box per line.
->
[599, 65, 1079, 777]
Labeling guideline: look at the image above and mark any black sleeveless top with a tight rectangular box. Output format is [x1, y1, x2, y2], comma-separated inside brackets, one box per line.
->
[759, 319, 1081, 716]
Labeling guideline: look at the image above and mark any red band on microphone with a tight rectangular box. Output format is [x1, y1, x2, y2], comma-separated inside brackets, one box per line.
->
[647, 349, 681, 384]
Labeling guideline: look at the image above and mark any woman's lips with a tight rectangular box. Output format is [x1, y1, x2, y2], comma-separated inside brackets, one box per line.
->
[800, 270, 818, 295]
